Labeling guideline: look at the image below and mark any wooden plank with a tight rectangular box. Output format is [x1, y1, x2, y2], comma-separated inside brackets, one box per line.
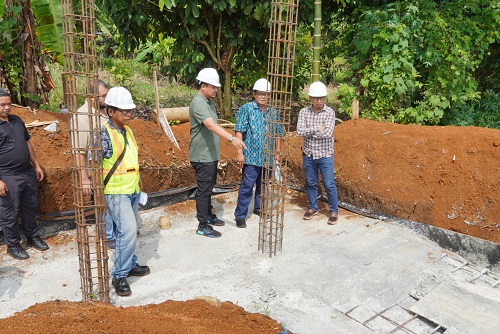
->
[153, 70, 161, 125]
[352, 99, 359, 119]
[158, 106, 180, 149]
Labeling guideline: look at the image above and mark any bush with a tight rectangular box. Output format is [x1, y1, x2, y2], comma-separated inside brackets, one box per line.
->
[335, 83, 357, 115]
[440, 90, 500, 129]
[323, 1, 499, 125]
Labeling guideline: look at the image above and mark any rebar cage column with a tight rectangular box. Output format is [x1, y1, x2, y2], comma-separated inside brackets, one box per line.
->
[259, 0, 299, 257]
[61, 0, 109, 302]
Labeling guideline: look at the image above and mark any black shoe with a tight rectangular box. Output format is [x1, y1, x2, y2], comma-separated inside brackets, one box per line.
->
[107, 239, 116, 249]
[253, 209, 261, 216]
[208, 214, 225, 226]
[196, 225, 222, 238]
[127, 263, 150, 277]
[7, 244, 30, 260]
[26, 236, 49, 251]
[235, 218, 247, 228]
[112, 277, 131, 296]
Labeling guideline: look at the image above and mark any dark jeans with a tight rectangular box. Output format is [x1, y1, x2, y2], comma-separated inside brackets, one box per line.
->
[191, 161, 218, 228]
[234, 164, 262, 219]
[0, 171, 41, 247]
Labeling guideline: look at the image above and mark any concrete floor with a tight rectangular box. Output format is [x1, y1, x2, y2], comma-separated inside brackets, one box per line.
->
[1, 191, 499, 334]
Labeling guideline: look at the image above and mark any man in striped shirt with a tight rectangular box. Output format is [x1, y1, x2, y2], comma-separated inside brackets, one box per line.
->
[296, 82, 339, 225]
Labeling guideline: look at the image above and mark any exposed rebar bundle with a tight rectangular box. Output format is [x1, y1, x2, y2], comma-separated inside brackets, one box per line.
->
[61, 0, 109, 301]
[259, 0, 299, 257]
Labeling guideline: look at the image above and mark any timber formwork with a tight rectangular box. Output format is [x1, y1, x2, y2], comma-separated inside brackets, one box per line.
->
[259, 0, 299, 257]
[61, 0, 109, 302]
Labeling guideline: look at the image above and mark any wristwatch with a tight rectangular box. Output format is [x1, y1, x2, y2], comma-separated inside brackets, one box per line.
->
[228, 135, 234, 142]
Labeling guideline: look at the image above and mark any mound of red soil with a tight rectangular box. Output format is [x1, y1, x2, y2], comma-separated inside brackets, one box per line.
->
[0, 299, 287, 334]
[287, 119, 499, 243]
[12, 106, 500, 243]
[14, 107, 242, 216]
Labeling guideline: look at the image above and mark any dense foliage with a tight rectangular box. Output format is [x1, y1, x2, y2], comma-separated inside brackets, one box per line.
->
[324, 0, 500, 126]
[0, 3, 23, 101]
[0, 0, 60, 106]
[1, 0, 498, 128]
[98, 0, 274, 117]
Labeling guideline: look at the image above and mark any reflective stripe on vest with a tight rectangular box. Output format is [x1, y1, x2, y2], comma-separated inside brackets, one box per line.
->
[102, 123, 140, 194]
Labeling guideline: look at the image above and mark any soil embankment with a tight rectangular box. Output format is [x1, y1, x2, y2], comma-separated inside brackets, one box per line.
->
[12, 106, 500, 243]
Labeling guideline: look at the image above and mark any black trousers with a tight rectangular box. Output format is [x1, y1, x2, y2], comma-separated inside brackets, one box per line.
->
[191, 161, 217, 228]
[0, 171, 40, 247]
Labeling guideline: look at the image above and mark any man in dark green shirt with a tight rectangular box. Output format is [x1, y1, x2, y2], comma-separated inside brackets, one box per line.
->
[189, 68, 246, 238]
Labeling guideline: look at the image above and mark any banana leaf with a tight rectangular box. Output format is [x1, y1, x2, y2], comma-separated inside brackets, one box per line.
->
[31, 0, 63, 62]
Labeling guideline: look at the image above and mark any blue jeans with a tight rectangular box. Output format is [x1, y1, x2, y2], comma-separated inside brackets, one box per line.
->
[303, 155, 339, 214]
[105, 210, 115, 240]
[105, 193, 139, 278]
[234, 164, 262, 219]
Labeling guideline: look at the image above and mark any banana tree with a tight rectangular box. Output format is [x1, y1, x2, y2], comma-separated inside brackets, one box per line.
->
[0, 0, 61, 106]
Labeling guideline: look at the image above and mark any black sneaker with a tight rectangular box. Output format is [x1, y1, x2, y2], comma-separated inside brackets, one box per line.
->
[207, 214, 225, 226]
[197, 225, 222, 238]
[26, 236, 49, 251]
[7, 244, 30, 260]
[127, 263, 150, 277]
[235, 218, 247, 228]
[112, 277, 131, 296]
[253, 209, 261, 216]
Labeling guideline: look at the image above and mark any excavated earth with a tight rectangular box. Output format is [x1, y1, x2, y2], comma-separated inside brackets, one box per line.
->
[1, 105, 498, 332]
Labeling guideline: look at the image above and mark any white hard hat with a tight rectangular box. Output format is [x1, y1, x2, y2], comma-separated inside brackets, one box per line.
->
[105, 87, 136, 109]
[196, 68, 221, 87]
[252, 78, 271, 92]
[308, 82, 327, 97]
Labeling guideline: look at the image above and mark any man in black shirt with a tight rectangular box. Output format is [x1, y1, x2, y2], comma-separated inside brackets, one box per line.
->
[0, 88, 49, 259]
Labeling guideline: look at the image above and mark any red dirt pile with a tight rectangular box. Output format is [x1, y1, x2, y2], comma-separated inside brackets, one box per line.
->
[0, 299, 287, 333]
[12, 106, 500, 243]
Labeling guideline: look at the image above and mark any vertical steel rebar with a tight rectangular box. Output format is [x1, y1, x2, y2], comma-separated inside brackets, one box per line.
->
[61, 0, 109, 302]
[259, 0, 299, 257]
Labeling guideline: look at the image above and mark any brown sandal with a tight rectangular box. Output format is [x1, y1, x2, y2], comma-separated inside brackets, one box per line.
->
[328, 213, 339, 225]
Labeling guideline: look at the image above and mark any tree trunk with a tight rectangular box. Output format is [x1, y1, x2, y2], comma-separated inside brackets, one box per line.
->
[21, 0, 38, 107]
[220, 66, 232, 119]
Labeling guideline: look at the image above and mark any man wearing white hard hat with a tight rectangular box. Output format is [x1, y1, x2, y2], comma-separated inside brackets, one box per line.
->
[96, 87, 150, 296]
[297, 82, 339, 224]
[233, 78, 283, 228]
[75, 79, 116, 249]
[189, 68, 246, 238]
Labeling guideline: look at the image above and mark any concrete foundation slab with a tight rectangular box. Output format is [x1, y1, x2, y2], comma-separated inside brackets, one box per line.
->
[410, 282, 500, 334]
